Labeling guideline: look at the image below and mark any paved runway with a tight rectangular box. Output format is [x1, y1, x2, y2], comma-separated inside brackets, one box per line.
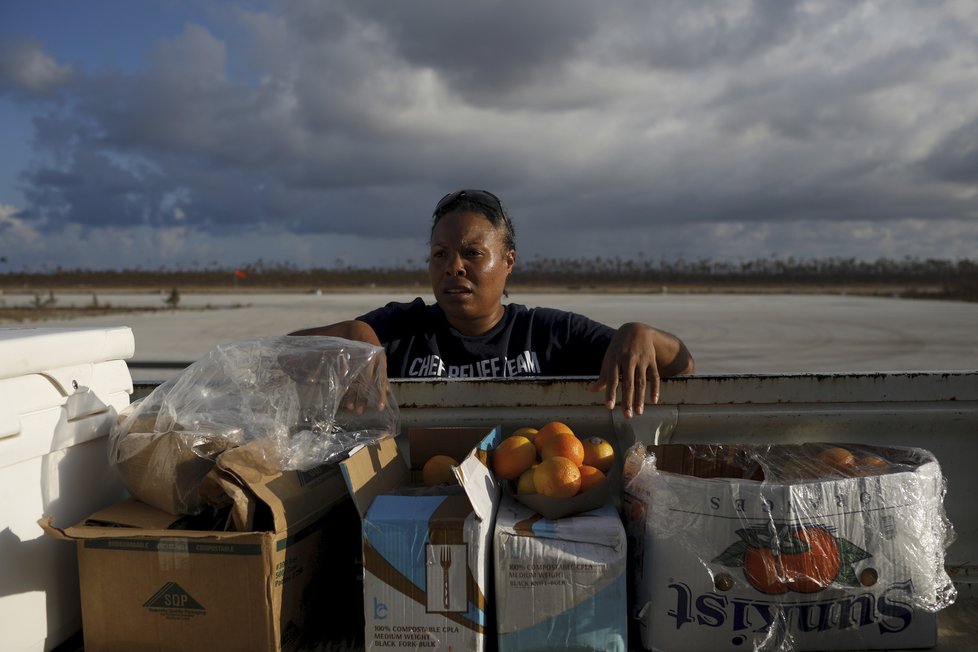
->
[3, 291, 977, 381]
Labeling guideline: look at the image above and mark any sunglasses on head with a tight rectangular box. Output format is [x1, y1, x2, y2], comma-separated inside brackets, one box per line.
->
[433, 189, 506, 217]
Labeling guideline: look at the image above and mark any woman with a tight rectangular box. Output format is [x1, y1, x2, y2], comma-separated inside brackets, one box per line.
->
[291, 189, 694, 418]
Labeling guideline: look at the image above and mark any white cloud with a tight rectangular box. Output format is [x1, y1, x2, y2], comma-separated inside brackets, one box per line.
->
[149, 24, 227, 84]
[0, 38, 72, 94]
[0, 203, 41, 244]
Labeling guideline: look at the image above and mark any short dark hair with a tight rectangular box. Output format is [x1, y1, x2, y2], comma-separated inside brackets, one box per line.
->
[430, 189, 516, 252]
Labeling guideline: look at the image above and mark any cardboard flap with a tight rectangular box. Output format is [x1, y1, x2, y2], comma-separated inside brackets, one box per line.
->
[215, 444, 347, 532]
[409, 427, 497, 468]
[37, 516, 75, 541]
[78, 497, 185, 530]
[340, 436, 409, 518]
[202, 467, 257, 531]
[457, 454, 497, 522]
[39, 499, 195, 541]
[407, 425, 502, 518]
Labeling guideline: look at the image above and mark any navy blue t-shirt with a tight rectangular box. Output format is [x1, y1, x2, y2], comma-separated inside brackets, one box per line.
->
[356, 299, 615, 378]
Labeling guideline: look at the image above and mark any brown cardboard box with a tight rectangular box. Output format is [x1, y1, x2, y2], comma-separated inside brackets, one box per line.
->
[42, 444, 362, 652]
[111, 412, 243, 515]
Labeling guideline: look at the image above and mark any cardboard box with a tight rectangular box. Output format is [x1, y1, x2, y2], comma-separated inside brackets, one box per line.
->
[623, 443, 949, 652]
[41, 444, 361, 652]
[493, 496, 628, 651]
[1, 326, 133, 652]
[340, 426, 502, 651]
[112, 419, 243, 516]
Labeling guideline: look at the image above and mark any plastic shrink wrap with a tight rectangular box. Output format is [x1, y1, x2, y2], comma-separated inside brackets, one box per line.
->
[622, 442, 956, 652]
[109, 336, 398, 515]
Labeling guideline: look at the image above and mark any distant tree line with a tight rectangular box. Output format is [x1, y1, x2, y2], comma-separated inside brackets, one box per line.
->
[517, 255, 977, 291]
[1, 256, 975, 300]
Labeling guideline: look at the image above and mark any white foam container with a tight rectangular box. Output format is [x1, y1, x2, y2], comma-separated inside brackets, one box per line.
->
[0, 327, 134, 651]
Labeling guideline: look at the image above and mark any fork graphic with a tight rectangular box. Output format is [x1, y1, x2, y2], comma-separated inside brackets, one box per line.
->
[439, 547, 452, 610]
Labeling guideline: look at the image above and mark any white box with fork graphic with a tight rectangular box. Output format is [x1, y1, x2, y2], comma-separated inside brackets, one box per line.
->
[340, 426, 502, 652]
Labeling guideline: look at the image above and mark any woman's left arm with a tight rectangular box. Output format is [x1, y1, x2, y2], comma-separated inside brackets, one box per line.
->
[589, 322, 694, 418]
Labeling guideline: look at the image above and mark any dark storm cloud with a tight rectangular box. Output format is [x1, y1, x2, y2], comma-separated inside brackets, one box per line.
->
[2, 0, 977, 264]
[597, 0, 808, 71]
[333, 0, 601, 103]
[922, 116, 978, 185]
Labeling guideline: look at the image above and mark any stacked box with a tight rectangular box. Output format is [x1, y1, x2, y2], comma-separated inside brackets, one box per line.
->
[340, 426, 502, 651]
[42, 445, 359, 652]
[493, 496, 628, 651]
[0, 326, 134, 651]
[624, 443, 953, 651]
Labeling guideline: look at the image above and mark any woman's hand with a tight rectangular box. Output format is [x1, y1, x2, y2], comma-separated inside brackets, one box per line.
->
[288, 320, 391, 414]
[589, 322, 694, 418]
[344, 352, 391, 415]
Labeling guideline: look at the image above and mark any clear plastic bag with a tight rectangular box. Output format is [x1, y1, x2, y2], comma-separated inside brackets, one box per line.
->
[109, 336, 398, 514]
[622, 442, 956, 652]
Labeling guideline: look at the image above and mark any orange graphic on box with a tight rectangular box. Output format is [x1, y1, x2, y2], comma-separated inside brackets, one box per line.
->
[713, 524, 872, 595]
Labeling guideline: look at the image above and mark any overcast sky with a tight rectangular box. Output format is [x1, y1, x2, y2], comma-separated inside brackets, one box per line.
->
[1, 1, 977, 271]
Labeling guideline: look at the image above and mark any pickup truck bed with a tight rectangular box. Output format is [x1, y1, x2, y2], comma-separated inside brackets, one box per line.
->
[57, 372, 978, 651]
[382, 373, 978, 652]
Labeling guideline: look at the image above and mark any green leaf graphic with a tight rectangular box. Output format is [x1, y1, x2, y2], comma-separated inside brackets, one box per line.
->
[836, 562, 859, 586]
[712, 540, 750, 567]
[835, 537, 872, 586]
[839, 538, 872, 565]
[735, 526, 771, 548]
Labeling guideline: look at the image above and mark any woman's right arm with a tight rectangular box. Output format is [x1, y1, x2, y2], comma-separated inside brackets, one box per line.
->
[289, 319, 382, 346]
[288, 320, 387, 412]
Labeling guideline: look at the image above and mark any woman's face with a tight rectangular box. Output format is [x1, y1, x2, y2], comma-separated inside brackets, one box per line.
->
[428, 210, 515, 335]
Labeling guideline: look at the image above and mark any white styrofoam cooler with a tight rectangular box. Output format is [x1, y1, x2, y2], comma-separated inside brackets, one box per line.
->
[0, 327, 135, 651]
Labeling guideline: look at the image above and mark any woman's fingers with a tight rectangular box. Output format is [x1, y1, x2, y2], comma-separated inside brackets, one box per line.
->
[590, 324, 666, 418]
[630, 364, 648, 416]
[589, 356, 617, 411]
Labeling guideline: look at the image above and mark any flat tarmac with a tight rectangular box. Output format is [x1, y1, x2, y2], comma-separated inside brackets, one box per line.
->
[3, 291, 977, 381]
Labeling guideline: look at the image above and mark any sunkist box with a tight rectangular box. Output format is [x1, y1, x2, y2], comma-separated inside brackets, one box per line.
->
[493, 496, 628, 651]
[339, 426, 503, 652]
[41, 444, 361, 652]
[623, 443, 952, 652]
[0, 326, 134, 652]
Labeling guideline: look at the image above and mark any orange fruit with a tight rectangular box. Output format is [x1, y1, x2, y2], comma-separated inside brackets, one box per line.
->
[780, 526, 842, 593]
[577, 465, 606, 494]
[422, 455, 458, 486]
[534, 421, 575, 456]
[533, 457, 581, 498]
[817, 446, 856, 475]
[511, 427, 539, 446]
[517, 466, 538, 495]
[858, 453, 890, 475]
[492, 435, 537, 481]
[744, 547, 790, 595]
[581, 436, 615, 473]
[541, 432, 585, 467]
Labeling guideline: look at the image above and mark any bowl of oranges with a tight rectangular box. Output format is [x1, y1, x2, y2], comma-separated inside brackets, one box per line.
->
[491, 421, 617, 519]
